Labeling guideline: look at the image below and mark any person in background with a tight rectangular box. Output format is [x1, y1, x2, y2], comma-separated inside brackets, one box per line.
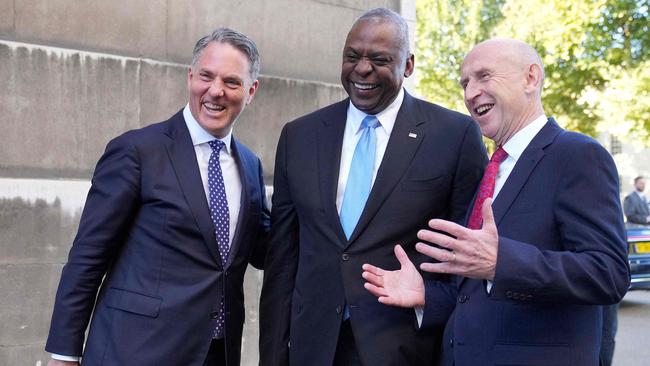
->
[624, 176, 650, 225]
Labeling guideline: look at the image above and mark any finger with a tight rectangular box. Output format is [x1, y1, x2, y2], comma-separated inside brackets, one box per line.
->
[393, 244, 413, 268]
[417, 229, 456, 250]
[427, 218, 468, 239]
[420, 261, 455, 275]
[361, 263, 385, 277]
[415, 243, 455, 262]
[481, 198, 497, 233]
[377, 295, 401, 306]
[364, 282, 389, 298]
[361, 271, 384, 287]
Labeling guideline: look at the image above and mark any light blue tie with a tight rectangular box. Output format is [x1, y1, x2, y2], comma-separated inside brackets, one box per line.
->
[340, 115, 380, 239]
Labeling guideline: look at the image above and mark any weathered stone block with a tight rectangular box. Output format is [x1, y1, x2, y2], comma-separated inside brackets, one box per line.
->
[0, 0, 13, 36]
[14, 0, 167, 59]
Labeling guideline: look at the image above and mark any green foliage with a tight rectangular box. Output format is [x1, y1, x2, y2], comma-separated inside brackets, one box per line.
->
[415, 0, 649, 141]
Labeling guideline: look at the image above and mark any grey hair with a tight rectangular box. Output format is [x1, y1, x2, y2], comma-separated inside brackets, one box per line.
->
[353, 8, 410, 58]
[191, 27, 261, 81]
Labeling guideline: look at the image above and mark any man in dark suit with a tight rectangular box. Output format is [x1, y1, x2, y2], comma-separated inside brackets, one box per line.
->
[259, 8, 487, 366]
[362, 39, 630, 366]
[624, 176, 650, 225]
[45, 27, 269, 366]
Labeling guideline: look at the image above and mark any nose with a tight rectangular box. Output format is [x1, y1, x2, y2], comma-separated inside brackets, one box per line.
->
[207, 80, 225, 98]
[464, 79, 481, 103]
[354, 57, 373, 76]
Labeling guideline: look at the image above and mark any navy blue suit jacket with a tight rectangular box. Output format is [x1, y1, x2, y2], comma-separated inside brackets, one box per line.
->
[423, 119, 630, 366]
[259, 92, 487, 366]
[45, 109, 270, 366]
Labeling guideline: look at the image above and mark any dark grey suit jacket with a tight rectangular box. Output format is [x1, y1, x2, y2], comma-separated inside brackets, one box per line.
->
[624, 191, 650, 224]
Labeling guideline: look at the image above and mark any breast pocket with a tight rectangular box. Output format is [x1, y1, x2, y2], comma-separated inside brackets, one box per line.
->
[401, 172, 448, 192]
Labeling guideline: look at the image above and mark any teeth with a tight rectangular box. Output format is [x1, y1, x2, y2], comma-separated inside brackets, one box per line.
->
[354, 82, 377, 90]
[475, 104, 494, 115]
[203, 102, 225, 111]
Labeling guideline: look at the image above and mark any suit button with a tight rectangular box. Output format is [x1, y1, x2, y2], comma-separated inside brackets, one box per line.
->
[526, 294, 533, 301]
[458, 295, 468, 303]
[342, 253, 350, 261]
[210, 311, 219, 319]
[336, 305, 342, 314]
[506, 291, 513, 298]
[225, 271, 230, 276]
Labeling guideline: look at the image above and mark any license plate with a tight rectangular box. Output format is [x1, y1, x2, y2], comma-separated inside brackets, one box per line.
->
[636, 242, 650, 253]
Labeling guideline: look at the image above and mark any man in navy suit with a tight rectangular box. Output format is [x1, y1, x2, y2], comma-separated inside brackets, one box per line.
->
[259, 8, 487, 366]
[45, 27, 269, 366]
[362, 39, 630, 366]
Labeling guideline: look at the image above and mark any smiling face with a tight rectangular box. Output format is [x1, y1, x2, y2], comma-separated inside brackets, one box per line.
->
[460, 40, 544, 145]
[340, 20, 413, 115]
[188, 42, 258, 138]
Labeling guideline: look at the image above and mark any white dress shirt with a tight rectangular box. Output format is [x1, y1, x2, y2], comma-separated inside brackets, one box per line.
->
[51, 105, 242, 362]
[336, 88, 404, 213]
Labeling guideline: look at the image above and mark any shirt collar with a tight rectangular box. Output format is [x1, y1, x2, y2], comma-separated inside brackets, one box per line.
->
[501, 114, 547, 161]
[183, 104, 232, 155]
[346, 87, 405, 135]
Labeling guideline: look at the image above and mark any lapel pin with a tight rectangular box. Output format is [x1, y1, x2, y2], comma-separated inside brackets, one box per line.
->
[408, 132, 417, 139]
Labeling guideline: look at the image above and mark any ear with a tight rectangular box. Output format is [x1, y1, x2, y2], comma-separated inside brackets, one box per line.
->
[524, 63, 543, 94]
[246, 79, 259, 105]
[404, 53, 415, 78]
[187, 67, 194, 90]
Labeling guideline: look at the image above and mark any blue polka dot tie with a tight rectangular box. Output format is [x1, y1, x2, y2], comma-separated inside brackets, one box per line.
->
[208, 140, 230, 338]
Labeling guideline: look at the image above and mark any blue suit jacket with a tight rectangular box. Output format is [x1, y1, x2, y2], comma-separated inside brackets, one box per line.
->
[423, 119, 630, 366]
[260, 92, 487, 366]
[45, 109, 270, 366]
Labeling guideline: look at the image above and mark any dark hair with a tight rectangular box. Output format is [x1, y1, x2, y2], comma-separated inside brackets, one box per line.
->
[192, 27, 260, 81]
[353, 8, 410, 59]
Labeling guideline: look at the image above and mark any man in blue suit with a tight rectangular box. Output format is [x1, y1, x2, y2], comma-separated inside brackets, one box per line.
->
[363, 39, 630, 366]
[259, 8, 486, 366]
[45, 27, 269, 366]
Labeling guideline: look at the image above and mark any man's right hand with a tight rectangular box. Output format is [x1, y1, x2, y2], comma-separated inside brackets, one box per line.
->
[362, 244, 425, 308]
[47, 359, 80, 366]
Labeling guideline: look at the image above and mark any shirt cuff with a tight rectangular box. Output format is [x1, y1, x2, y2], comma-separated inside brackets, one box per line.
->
[486, 280, 493, 293]
[51, 353, 81, 362]
[414, 305, 424, 328]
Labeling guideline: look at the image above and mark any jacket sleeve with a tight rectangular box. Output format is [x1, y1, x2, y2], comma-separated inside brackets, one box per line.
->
[45, 134, 141, 356]
[259, 125, 299, 366]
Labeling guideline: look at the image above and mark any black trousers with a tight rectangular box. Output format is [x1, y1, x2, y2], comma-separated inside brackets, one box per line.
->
[203, 338, 226, 366]
[333, 320, 363, 366]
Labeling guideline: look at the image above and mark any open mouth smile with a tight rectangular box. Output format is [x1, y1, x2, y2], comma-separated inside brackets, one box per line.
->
[475, 104, 494, 116]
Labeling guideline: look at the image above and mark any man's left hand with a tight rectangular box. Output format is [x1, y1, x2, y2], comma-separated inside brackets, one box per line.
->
[416, 198, 499, 280]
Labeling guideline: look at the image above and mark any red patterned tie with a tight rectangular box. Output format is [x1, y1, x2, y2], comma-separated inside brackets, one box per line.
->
[467, 147, 508, 229]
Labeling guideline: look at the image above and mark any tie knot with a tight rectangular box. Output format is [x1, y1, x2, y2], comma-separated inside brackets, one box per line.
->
[490, 147, 508, 163]
[361, 115, 380, 130]
[208, 140, 226, 152]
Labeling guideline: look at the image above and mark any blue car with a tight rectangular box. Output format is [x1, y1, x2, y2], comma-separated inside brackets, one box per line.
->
[626, 227, 650, 290]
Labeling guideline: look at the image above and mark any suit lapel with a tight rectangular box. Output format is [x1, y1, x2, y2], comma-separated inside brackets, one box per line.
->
[318, 101, 350, 245]
[164, 111, 223, 266]
[226, 138, 251, 269]
[348, 93, 425, 244]
[491, 119, 561, 226]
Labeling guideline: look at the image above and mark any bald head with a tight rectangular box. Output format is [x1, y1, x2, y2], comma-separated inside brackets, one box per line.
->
[470, 38, 544, 93]
[460, 38, 546, 146]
